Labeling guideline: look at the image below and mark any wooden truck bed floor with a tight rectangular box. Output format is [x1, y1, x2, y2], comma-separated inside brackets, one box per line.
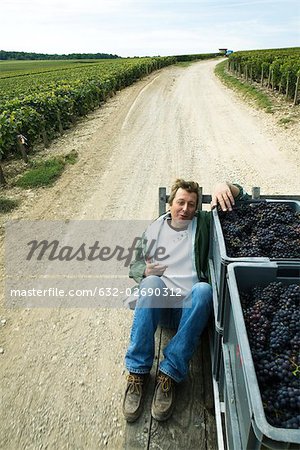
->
[125, 327, 218, 450]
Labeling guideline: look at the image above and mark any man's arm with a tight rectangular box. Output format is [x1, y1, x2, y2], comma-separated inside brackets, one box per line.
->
[211, 182, 247, 211]
[129, 231, 167, 283]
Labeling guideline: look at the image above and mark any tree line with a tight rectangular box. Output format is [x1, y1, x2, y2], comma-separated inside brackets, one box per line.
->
[0, 50, 120, 61]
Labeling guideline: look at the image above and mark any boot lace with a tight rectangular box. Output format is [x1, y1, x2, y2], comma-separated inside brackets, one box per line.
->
[157, 373, 172, 395]
[127, 374, 144, 395]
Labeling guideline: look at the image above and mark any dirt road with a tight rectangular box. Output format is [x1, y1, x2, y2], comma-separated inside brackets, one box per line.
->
[0, 59, 299, 450]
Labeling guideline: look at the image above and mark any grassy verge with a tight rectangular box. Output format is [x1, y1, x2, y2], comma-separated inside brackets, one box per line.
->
[16, 150, 78, 188]
[64, 149, 78, 165]
[215, 60, 274, 112]
[0, 197, 20, 213]
[176, 61, 195, 68]
[278, 115, 298, 127]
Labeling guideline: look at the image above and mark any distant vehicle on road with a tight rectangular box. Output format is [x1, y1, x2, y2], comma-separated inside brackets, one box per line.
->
[225, 50, 233, 57]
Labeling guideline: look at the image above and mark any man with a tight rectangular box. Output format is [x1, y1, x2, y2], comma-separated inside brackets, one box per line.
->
[123, 180, 248, 422]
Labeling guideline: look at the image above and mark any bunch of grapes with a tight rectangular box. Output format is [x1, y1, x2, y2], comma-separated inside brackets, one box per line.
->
[241, 282, 300, 429]
[218, 203, 300, 258]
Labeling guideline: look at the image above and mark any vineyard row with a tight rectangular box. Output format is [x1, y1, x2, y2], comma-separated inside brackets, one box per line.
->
[0, 57, 177, 159]
[227, 48, 300, 105]
[0, 53, 219, 161]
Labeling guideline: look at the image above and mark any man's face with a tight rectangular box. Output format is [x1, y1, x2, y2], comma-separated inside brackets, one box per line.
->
[170, 188, 197, 227]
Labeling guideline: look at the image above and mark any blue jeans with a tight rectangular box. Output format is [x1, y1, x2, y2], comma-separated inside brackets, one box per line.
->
[125, 276, 212, 383]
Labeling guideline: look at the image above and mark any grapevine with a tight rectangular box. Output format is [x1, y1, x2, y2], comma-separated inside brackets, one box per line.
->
[0, 57, 176, 158]
[0, 52, 220, 159]
[227, 47, 300, 104]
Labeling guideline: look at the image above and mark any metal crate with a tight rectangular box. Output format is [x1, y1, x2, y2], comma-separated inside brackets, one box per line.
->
[210, 199, 300, 329]
[222, 262, 300, 450]
[209, 259, 223, 383]
[221, 343, 243, 450]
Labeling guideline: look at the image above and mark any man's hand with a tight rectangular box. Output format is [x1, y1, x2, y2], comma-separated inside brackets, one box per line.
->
[144, 262, 167, 277]
[211, 182, 238, 211]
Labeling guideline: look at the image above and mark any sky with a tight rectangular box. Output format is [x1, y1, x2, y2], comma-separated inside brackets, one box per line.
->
[1, 0, 299, 57]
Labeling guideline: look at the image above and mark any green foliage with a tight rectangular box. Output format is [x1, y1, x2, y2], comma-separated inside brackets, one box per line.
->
[15, 151, 77, 188]
[0, 50, 120, 61]
[174, 52, 220, 62]
[0, 196, 19, 213]
[0, 56, 176, 158]
[16, 157, 66, 188]
[176, 61, 194, 67]
[215, 60, 274, 111]
[278, 116, 296, 127]
[227, 48, 300, 101]
[64, 150, 78, 165]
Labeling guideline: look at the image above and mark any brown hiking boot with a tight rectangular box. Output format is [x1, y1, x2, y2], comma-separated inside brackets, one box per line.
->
[151, 372, 176, 421]
[122, 373, 149, 422]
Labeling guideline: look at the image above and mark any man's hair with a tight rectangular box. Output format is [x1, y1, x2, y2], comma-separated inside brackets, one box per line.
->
[168, 179, 199, 206]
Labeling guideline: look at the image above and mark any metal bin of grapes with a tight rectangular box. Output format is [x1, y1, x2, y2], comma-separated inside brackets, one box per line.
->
[219, 343, 243, 450]
[209, 199, 300, 329]
[221, 262, 300, 450]
[209, 258, 224, 383]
